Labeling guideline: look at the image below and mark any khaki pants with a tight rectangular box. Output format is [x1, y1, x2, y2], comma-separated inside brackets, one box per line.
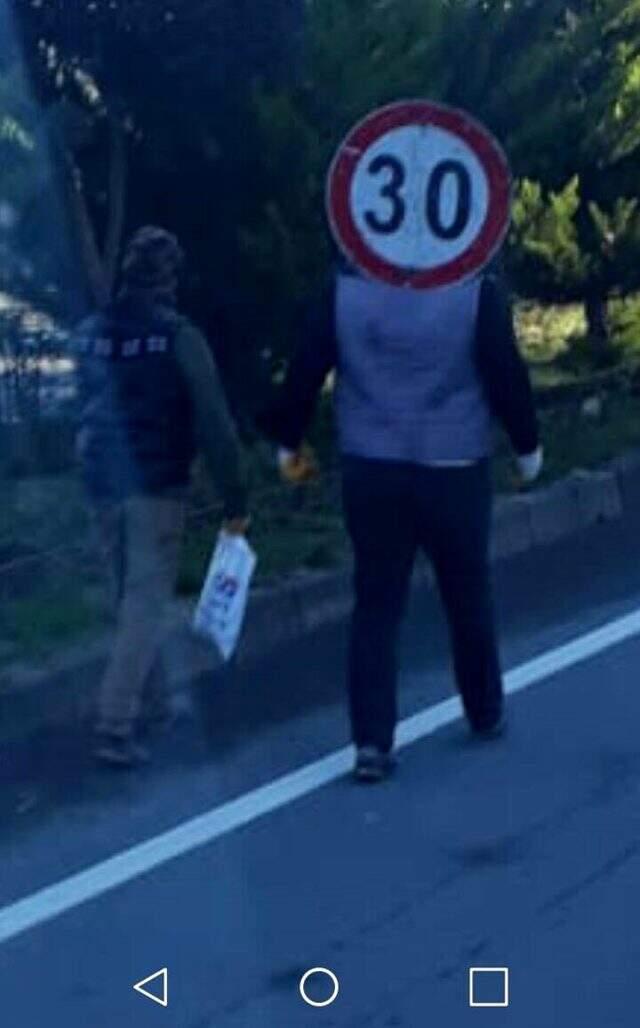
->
[93, 494, 185, 738]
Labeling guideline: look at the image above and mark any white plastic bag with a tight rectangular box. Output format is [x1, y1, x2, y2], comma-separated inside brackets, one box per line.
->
[193, 533, 257, 661]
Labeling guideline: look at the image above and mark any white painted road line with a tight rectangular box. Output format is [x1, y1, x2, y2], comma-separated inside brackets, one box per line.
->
[2, 606, 640, 947]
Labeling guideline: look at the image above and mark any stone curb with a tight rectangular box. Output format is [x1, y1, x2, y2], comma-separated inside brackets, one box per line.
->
[0, 454, 632, 738]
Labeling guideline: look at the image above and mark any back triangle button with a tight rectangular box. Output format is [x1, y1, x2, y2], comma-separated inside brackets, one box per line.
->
[133, 967, 168, 1007]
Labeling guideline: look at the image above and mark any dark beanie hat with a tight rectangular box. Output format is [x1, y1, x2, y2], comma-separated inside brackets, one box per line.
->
[121, 226, 184, 293]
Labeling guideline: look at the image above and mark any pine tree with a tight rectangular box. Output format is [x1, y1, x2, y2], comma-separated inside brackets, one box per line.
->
[511, 0, 640, 349]
[244, 0, 640, 357]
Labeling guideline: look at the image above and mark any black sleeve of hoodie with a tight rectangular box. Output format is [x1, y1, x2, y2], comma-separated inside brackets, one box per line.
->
[257, 283, 338, 451]
[476, 276, 540, 456]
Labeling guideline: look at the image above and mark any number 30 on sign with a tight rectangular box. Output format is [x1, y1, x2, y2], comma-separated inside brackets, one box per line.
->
[326, 100, 511, 290]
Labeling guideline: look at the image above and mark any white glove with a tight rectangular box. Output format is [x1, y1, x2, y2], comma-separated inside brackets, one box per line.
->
[516, 446, 544, 484]
[277, 448, 295, 471]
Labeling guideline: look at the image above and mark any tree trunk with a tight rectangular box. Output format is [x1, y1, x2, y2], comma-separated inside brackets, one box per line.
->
[63, 154, 110, 309]
[584, 292, 612, 364]
[103, 117, 127, 297]
[57, 118, 128, 310]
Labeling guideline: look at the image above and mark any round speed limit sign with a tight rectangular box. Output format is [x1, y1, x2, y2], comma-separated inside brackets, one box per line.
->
[326, 100, 511, 289]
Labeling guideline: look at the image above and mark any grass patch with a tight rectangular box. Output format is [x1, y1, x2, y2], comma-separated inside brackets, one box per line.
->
[0, 583, 103, 661]
[539, 393, 640, 481]
[0, 474, 89, 554]
[179, 510, 348, 594]
[492, 392, 640, 493]
[5, 300, 640, 663]
[179, 450, 348, 592]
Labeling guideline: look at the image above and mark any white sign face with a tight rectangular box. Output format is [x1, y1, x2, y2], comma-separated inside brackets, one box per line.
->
[350, 124, 489, 272]
[327, 101, 511, 290]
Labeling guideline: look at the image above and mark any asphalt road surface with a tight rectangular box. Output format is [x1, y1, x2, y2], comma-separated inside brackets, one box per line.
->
[2, 502, 640, 1028]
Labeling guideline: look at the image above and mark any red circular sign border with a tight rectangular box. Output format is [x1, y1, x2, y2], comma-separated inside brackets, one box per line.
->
[326, 100, 512, 289]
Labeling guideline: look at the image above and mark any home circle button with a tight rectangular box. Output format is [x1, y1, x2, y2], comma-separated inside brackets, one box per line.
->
[299, 967, 340, 1008]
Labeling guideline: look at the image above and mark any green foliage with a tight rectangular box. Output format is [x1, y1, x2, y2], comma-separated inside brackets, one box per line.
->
[511, 178, 590, 300]
[516, 301, 587, 363]
[239, 0, 640, 355]
[563, 0, 640, 175]
[588, 195, 640, 293]
[509, 173, 640, 308]
[4, 0, 640, 360]
[610, 293, 640, 351]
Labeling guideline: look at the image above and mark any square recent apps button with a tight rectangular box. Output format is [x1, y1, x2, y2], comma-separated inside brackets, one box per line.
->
[469, 967, 509, 1008]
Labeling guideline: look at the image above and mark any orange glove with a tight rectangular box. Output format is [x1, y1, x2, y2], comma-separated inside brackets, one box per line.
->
[278, 445, 319, 485]
[221, 516, 251, 536]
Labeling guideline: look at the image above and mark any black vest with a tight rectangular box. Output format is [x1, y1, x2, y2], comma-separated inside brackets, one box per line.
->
[75, 299, 196, 499]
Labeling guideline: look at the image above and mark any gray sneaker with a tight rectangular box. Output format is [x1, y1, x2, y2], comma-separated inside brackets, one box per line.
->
[94, 734, 150, 768]
[138, 704, 179, 738]
[354, 747, 396, 784]
[471, 714, 507, 742]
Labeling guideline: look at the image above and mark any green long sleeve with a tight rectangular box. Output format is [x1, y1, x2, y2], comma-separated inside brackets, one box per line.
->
[174, 320, 248, 519]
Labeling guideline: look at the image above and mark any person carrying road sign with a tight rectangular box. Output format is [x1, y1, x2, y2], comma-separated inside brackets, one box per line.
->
[261, 101, 543, 783]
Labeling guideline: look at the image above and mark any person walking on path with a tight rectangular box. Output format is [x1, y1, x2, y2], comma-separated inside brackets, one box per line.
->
[74, 226, 249, 767]
[261, 265, 542, 783]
